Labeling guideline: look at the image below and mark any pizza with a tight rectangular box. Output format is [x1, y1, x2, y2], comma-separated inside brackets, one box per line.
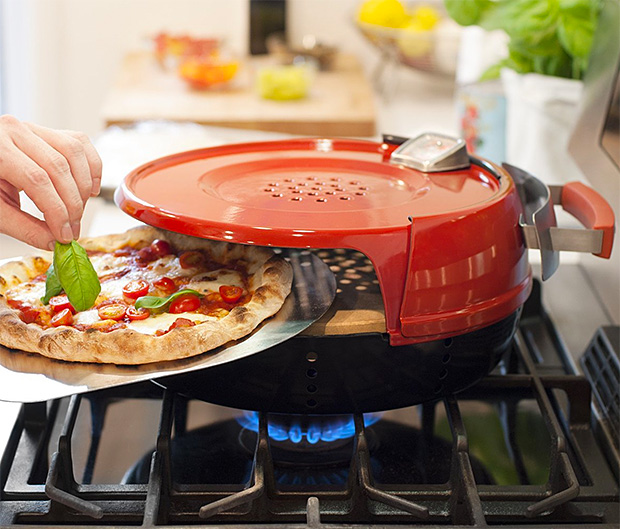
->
[0, 226, 293, 364]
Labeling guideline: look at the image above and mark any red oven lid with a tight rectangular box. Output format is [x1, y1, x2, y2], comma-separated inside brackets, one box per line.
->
[115, 138, 502, 247]
[116, 137, 529, 347]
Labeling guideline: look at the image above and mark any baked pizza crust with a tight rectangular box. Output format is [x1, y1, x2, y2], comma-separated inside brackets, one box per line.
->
[0, 226, 293, 364]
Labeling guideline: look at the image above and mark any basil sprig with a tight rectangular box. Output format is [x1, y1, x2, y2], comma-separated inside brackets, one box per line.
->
[41, 261, 62, 305]
[135, 289, 204, 312]
[41, 241, 101, 312]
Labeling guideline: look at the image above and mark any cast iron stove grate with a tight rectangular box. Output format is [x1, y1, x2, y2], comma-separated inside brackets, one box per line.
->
[0, 281, 618, 528]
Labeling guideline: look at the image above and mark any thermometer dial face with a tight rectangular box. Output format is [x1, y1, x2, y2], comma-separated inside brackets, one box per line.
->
[390, 133, 470, 172]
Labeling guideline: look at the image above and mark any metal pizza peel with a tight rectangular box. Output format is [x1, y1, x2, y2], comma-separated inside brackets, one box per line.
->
[0, 250, 336, 403]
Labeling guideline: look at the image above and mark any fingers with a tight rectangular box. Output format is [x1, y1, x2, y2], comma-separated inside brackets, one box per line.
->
[0, 141, 73, 244]
[25, 122, 95, 203]
[0, 116, 104, 248]
[64, 130, 103, 197]
[0, 193, 56, 250]
[10, 125, 85, 237]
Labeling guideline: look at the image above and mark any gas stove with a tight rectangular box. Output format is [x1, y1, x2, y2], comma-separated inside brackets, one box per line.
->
[0, 278, 617, 528]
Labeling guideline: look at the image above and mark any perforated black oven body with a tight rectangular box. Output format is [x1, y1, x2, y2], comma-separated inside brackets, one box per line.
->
[157, 311, 519, 414]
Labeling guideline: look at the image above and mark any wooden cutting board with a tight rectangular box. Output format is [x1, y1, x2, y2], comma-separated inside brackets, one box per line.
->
[101, 51, 377, 137]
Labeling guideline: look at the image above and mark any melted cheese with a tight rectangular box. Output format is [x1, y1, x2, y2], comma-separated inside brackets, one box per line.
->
[7, 281, 46, 306]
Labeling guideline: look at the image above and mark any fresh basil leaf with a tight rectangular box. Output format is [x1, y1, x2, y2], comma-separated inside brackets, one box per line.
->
[557, 0, 598, 59]
[40, 261, 63, 305]
[478, 59, 512, 81]
[446, 0, 602, 80]
[532, 48, 573, 78]
[444, 0, 492, 26]
[135, 289, 204, 311]
[53, 241, 101, 312]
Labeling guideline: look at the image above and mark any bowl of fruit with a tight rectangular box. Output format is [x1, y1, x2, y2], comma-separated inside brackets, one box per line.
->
[178, 54, 240, 90]
[355, 0, 461, 76]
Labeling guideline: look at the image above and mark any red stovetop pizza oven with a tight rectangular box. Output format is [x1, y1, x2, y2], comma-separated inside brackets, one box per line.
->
[115, 133, 615, 413]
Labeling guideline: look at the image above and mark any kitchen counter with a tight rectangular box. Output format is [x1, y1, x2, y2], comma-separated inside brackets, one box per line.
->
[101, 51, 377, 137]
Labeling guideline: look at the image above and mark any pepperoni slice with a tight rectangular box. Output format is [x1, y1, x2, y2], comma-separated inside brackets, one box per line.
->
[155, 317, 196, 336]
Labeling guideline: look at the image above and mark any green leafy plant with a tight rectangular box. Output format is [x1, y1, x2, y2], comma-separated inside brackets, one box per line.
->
[444, 0, 601, 79]
[135, 289, 204, 312]
[41, 241, 101, 312]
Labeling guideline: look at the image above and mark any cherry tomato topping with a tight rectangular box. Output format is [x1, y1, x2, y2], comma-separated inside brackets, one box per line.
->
[137, 246, 155, 263]
[169, 294, 201, 314]
[96, 298, 127, 309]
[153, 276, 177, 295]
[179, 251, 204, 269]
[49, 295, 76, 314]
[97, 304, 127, 321]
[51, 308, 73, 327]
[219, 285, 243, 303]
[123, 280, 150, 299]
[150, 239, 172, 258]
[126, 306, 150, 321]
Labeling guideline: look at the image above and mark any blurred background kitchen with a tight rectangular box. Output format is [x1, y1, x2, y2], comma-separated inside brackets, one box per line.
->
[0, 0, 618, 444]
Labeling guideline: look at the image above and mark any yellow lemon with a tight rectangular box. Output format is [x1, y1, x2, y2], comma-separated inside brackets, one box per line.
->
[410, 5, 441, 30]
[397, 19, 433, 58]
[357, 0, 409, 28]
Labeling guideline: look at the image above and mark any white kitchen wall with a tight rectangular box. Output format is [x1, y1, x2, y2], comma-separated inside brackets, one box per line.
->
[1, 0, 250, 135]
[287, 0, 375, 60]
[0, 0, 377, 138]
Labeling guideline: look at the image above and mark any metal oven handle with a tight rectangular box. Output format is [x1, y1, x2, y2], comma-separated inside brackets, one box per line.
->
[505, 163, 615, 280]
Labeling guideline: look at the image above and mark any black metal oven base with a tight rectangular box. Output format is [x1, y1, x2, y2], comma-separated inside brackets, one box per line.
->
[157, 311, 519, 414]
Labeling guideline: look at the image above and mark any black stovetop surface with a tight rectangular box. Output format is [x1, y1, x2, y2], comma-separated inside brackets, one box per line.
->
[0, 280, 618, 528]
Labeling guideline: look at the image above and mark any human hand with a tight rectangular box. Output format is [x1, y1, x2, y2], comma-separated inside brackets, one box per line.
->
[0, 115, 102, 250]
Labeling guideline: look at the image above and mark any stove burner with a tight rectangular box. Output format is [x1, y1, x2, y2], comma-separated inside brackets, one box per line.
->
[236, 411, 382, 448]
[122, 418, 495, 487]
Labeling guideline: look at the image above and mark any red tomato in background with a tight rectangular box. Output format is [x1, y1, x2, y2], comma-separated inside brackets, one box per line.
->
[179, 251, 204, 269]
[169, 294, 201, 313]
[49, 295, 76, 314]
[150, 239, 172, 258]
[153, 277, 177, 295]
[219, 285, 243, 303]
[137, 246, 155, 263]
[123, 280, 150, 299]
[51, 308, 73, 327]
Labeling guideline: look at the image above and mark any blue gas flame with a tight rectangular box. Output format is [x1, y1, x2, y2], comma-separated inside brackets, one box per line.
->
[237, 412, 382, 444]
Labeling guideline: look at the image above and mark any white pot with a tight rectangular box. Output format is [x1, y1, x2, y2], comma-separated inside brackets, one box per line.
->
[501, 69, 585, 185]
